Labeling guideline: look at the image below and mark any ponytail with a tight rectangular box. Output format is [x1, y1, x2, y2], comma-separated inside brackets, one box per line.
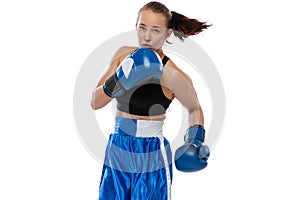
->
[169, 11, 211, 41]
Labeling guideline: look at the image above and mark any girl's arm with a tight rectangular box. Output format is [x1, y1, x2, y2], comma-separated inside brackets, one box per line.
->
[161, 60, 204, 126]
[91, 46, 135, 110]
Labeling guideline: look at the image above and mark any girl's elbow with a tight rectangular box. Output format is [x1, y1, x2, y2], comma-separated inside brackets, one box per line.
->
[91, 100, 97, 110]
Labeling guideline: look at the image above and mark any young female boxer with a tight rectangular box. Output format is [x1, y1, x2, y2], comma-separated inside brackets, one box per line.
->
[91, 1, 211, 199]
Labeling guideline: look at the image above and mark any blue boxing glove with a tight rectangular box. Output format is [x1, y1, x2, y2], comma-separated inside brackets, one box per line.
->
[103, 48, 163, 98]
[175, 125, 210, 172]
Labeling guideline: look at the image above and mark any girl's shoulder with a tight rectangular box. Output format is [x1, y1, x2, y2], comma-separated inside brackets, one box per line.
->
[112, 46, 137, 61]
[163, 57, 192, 83]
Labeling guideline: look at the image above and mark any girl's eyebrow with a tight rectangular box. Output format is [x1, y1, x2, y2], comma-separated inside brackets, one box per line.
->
[138, 23, 147, 26]
[138, 23, 163, 29]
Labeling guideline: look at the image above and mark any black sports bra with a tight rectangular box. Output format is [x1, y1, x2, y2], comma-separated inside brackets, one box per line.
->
[116, 55, 172, 116]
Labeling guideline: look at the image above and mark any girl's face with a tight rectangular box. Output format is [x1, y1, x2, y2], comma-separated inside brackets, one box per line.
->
[136, 10, 172, 50]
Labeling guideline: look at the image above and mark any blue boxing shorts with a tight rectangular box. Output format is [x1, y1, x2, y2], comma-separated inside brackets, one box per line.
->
[99, 117, 173, 200]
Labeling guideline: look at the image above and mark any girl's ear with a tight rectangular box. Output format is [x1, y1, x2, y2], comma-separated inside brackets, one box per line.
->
[166, 29, 173, 39]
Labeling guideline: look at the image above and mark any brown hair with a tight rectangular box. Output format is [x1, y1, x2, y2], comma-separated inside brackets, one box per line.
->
[138, 1, 211, 41]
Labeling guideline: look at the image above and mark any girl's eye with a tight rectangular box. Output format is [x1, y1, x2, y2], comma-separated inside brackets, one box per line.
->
[152, 29, 161, 33]
[139, 26, 146, 31]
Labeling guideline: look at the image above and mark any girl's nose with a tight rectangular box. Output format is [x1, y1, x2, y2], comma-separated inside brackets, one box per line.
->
[144, 30, 151, 42]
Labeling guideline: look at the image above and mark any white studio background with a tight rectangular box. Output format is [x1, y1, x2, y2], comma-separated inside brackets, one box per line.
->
[1, 0, 299, 200]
